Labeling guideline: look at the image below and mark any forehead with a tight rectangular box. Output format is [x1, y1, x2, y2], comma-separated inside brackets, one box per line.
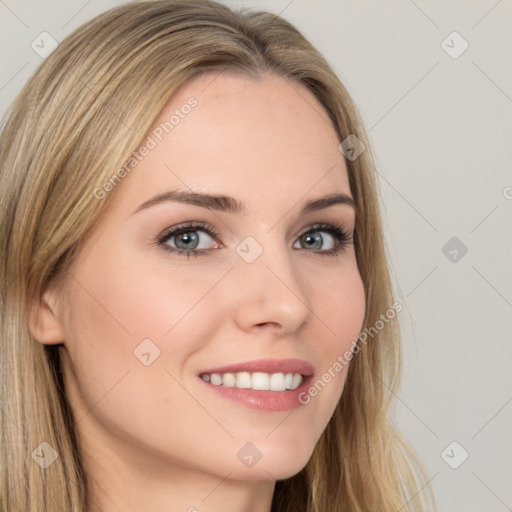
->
[116, 72, 350, 213]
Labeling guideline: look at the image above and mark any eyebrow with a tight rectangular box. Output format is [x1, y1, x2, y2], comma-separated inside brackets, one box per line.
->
[132, 189, 356, 216]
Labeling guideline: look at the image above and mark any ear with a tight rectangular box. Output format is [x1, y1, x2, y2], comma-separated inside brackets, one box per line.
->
[28, 290, 65, 345]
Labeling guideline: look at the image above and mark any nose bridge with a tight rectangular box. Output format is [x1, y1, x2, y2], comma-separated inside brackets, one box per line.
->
[230, 232, 311, 332]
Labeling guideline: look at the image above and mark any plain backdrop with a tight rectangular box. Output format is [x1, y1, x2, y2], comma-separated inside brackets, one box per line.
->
[1, 1, 511, 511]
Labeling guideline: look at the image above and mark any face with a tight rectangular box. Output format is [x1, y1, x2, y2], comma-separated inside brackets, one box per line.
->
[51, 73, 366, 482]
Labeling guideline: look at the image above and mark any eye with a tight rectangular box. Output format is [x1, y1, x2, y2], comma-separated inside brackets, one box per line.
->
[293, 223, 352, 257]
[157, 221, 220, 259]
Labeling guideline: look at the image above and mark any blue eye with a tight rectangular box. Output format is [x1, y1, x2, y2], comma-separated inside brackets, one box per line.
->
[157, 221, 352, 259]
[157, 221, 218, 258]
[293, 223, 352, 257]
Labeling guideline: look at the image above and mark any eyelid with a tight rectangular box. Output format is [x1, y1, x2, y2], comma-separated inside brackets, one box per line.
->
[297, 222, 352, 239]
[156, 221, 220, 245]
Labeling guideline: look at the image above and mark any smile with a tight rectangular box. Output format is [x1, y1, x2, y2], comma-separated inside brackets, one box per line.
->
[199, 371, 303, 391]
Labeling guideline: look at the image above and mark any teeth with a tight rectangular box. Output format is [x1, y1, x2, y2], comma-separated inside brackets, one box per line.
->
[291, 373, 302, 389]
[210, 373, 222, 386]
[222, 373, 236, 387]
[236, 372, 252, 388]
[200, 371, 304, 391]
[270, 372, 285, 390]
[252, 372, 269, 390]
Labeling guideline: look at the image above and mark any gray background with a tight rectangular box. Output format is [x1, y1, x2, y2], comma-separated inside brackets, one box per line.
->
[1, 1, 511, 510]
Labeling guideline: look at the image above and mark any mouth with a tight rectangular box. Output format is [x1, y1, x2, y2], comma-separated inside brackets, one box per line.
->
[196, 358, 314, 411]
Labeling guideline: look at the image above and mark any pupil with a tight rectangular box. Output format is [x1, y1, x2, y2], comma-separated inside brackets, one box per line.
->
[177, 232, 198, 249]
[304, 233, 322, 250]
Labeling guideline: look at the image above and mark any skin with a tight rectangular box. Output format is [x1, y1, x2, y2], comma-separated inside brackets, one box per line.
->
[30, 73, 366, 512]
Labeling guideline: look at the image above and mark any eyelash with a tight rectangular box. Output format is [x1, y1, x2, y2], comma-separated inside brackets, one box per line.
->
[156, 221, 353, 259]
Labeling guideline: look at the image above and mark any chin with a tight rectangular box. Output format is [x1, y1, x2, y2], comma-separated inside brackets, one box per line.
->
[228, 461, 308, 482]
[225, 442, 314, 481]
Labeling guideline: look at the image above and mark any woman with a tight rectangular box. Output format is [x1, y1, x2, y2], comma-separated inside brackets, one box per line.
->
[0, 1, 436, 510]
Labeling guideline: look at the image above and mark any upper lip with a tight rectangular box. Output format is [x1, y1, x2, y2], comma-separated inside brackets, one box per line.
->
[199, 358, 314, 377]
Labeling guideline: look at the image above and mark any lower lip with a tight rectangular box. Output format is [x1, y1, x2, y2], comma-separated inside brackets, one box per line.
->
[198, 376, 313, 412]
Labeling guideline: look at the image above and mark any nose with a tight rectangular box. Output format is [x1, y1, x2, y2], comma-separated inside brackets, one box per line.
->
[230, 237, 312, 335]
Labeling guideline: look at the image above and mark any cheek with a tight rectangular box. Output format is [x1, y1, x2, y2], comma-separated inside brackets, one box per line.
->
[316, 261, 366, 356]
[300, 263, 366, 410]
[69, 241, 227, 341]
[59, 270, 212, 466]
[60, 249, 228, 422]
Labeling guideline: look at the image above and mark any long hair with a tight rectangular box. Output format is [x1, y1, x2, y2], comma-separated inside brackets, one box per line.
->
[0, 1, 436, 510]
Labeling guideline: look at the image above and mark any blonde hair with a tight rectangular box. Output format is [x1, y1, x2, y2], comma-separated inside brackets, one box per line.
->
[0, 1, 436, 510]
